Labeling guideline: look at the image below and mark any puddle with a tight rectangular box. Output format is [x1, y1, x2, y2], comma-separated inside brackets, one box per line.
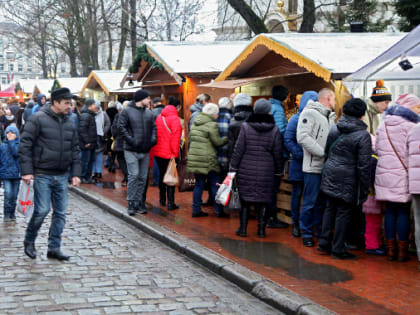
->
[216, 238, 353, 283]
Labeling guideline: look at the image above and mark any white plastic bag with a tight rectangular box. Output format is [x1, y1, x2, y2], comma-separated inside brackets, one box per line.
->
[163, 157, 179, 186]
[17, 180, 34, 218]
[215, 172, 236, 206]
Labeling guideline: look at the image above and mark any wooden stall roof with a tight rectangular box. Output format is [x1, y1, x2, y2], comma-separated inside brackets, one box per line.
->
[81, 70, 140, 96]
[58, 77, 88, 95]
[216, 33, 405, 83]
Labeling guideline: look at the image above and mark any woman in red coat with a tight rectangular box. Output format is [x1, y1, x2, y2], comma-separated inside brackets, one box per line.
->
[153, 96, 182, 210]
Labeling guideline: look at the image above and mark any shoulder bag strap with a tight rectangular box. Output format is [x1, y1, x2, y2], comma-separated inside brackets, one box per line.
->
[162, 116, 172, 133]
[385, 123, 407, 171]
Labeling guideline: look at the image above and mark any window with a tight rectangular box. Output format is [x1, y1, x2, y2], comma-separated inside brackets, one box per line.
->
[1, 77, 6, 85]
[9, 64, 14, 72]
[0, 64, 3, 71]
[18, 64, 23, 72]
[0, 53, 3, 58]
[27, 64, 32, 72]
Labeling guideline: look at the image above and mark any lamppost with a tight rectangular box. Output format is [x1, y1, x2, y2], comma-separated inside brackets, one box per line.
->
[5, 50, 16, 84]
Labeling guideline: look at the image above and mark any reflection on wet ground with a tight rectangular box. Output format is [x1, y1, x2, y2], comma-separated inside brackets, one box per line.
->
[216, 238, 353, 283]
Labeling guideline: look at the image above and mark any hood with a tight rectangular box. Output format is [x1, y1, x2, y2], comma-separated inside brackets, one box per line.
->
[299, 91, 318, 113]
[246, 113, 276, 132]
[190, 102, 203, 114]
[385, 105, 420, 124]
[161, 105, 179, 117]
[193, 112, 215, 126]
[4, 125, 20, 139]
[305, 100, 331, 117]
[37, 94, 46, 107]
[336, 114, 367, 134]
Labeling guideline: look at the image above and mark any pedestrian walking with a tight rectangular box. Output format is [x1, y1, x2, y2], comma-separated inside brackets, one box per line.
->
[79, 99, 98, 184]
[119, 89, 157, 216]
[230, 99, 284, 238]
[19, 87, 81, 261]
[111, 102, 128, 186]
[318, 98, 371, 260]
[188, 94, 210, 130]
[153, 96, 182, 211]
[93, 103, 111, 180]
[187, 103, 228, 218]
[23, 99, 35, 122]
[375, 94, 420, 262]
[284, 91, 318, 237]
[297, 88, 336, 247]
[32, 94, 46, 114]
[363, 79, 392, 135]
[0, 125, 21, 222]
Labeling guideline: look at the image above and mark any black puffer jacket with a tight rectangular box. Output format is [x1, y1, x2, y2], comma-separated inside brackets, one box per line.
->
[320, 115, 372, 205]
[227, 105, 253, 160]
[19, 106, 81, 177]
[79, 108, 97, 149]
[230, 113, 284, 203]
[111, 113, 124, 152]
[118, 101, 157, 153]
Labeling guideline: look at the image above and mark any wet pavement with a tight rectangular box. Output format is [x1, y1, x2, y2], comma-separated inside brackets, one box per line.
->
[83, 169, 420, 315]
[0, 189, 279, 314]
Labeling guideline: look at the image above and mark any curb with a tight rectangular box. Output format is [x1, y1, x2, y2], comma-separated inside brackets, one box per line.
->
[70, 186, 336, 315]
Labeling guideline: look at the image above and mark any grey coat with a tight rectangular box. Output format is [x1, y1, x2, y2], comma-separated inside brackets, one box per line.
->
[296, 100, 336, 174]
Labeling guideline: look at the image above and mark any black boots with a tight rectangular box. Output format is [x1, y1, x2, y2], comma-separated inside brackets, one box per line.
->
[47, 249, 70, 261]
[137, 200, 147, 214]
[127, 201, 136, 216]
[24, 241, 37, 259]
[236, 207, 248, 237]
[292, 222, 301, 237]
[167, 186, 179, 210]
[257, 207, 267, 238]
[159, 185, 166, 206]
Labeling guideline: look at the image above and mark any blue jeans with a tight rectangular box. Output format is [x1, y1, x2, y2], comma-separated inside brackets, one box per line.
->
[25, 175, 68, 250]
[152, 158, 159, 184]
[3, 179, 20, 219]
[385, 201, 411, 241]
[93, 152, 103, 174]
[81, 149, 95, 180]
[291, 181, 304, 225]
[193, 172, 222, 215]
[124, 151, 150, 202]
[299, 173, 324, 238]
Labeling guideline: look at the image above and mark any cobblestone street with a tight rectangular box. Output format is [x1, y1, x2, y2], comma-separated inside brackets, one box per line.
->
[0, 190, 279, 314]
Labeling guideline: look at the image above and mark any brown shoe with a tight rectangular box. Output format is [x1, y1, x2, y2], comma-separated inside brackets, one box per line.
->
[397, 240, 410, 262]
[386, 239, 397, 261]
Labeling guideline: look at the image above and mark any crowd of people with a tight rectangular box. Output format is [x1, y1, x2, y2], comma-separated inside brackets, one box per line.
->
[0, 80, 420, 271]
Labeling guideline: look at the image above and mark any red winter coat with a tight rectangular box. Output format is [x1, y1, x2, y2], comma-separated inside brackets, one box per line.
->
[152, 105, 182, 159]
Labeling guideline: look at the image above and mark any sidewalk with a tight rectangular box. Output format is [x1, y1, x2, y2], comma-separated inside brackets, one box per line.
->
[83, 169, 420, 315]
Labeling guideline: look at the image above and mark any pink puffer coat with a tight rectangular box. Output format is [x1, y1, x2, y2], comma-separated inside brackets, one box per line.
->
[408, 123, 420, 194]
[375, 105, 419, 203]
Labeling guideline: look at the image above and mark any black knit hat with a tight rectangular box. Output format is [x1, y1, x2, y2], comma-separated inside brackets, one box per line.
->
[370, 79, 392, 102]
[272, 85, 288, 101]
[343, 98, 367, 118]
[134, 89, 150, 102]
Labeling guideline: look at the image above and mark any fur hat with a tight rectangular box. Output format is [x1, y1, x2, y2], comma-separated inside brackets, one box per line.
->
[272, 85, 288, 101]
[202, 103, 219, 116]
[371, 79, 392, 102]
[343, 98, 367, 118]
[395, 93, 420, 110]
[134, 89, 150, 102]
[233, 93, 252, 107]
[218, 97, 233, 110]
[253, 98, 272, 114]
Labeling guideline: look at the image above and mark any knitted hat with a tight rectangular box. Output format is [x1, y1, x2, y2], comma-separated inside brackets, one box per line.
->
[343, 98, 367, 118]
[218, 97, 233, 110]
[134, 89, 150, 102]
[152, 97, 162, 104]
[371, 79, 392, 102]
[253, 98, 272, 114]
[233, 93, 252, 107]
[202, 103, 219, 116]
[272, 85, 288, 101]
[395, 93, 420, 110]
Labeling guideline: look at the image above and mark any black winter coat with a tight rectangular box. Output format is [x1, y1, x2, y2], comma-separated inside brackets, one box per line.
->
[230, 113, 284, 203]
[118, 101, 157, 153]
[227, 105, 253, 160]
[19, 106, 81, 177]
[79, 108, 97, 149]
[111, 113, 124, 152]
[320, 115, 372, 205]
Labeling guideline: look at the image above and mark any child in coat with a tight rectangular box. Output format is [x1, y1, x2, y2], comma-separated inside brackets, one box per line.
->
[0, 125, 21, 222]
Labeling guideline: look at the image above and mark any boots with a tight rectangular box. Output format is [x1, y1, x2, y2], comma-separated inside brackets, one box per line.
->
[257, 207, 267, 238]
[167, 186, 179, 211]
[24, 241, 37, 259]
[236, 207, 248, 237]
[386, 239, 397, 261]
[137, 200, 147, 214]
[397, 240, 410, 262]
[159, 185, 166, 206]
[127, 201, 136, 216]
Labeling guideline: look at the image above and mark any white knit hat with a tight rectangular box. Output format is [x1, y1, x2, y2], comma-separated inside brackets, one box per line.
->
[218, 97, 233, 110]
[202, 103, 219, 116]
[233, 93, 252, 107]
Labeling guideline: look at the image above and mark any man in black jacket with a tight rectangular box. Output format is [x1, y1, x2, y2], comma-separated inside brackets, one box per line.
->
[19, 87, 81, 261]
[79, 99, 98, 184]
[119, 89, 157, 215]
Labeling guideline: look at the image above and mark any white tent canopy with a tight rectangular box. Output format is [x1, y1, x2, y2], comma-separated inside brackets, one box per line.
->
[344, 25, 420, 98]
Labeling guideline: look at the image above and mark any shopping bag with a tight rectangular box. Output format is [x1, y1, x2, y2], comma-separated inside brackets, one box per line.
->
[163, 157, 179, 186]
[215, 172, 236, 206]
[17, 180, 34, 217]
[226, 179, 241, 213]
[177, 159, 195, 192]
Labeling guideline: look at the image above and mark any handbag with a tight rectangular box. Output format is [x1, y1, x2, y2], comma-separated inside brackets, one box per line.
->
[163, 157, 179, 186]
[177, 159, 195, 192]
[226, 178, 241, 213]
[17, 180, 34, 218]
[385, 123, 407, 171]
[215, 172, 236, 206]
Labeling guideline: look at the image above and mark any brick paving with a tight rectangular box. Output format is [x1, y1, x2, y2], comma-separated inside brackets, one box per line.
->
[84, 169, 420, 315]
[0, 189, 279, 314]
